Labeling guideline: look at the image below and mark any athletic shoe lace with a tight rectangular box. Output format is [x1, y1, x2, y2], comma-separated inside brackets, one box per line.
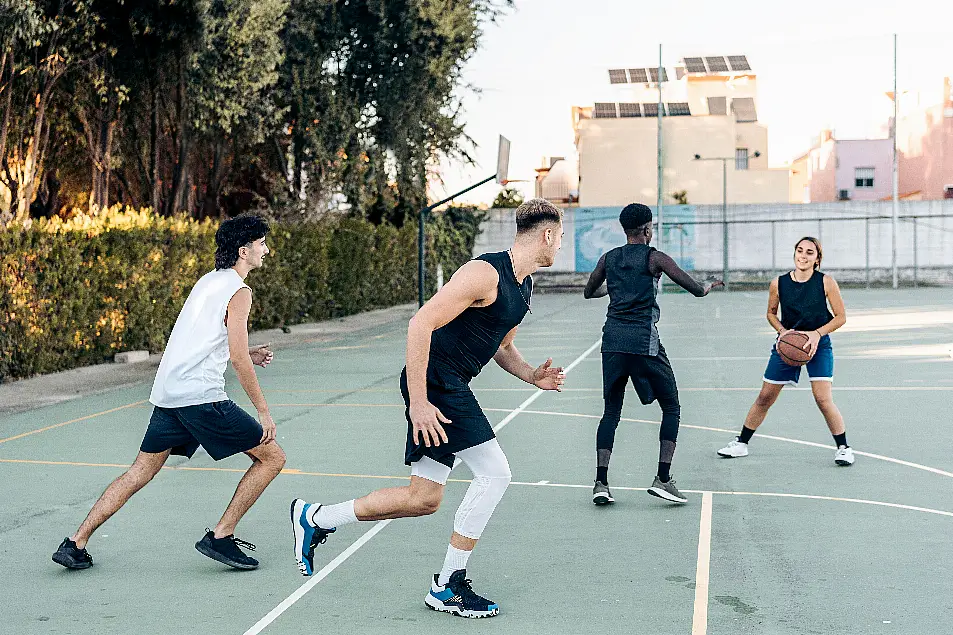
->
[305, 528, 334, 561]
[451, 577, 490, 606]
[231, 537, 256, 552]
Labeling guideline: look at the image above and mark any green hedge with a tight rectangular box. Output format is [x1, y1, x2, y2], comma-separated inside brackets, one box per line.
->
[0, 206, 484, 381]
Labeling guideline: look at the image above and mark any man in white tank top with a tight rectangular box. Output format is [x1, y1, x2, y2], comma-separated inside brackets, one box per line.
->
[53, 216, 286, 571]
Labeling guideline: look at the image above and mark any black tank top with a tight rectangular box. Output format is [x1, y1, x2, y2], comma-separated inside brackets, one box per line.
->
[601, 243, 662, 356]
[428, 251, 533, 386]
[778, 271, 833, 331]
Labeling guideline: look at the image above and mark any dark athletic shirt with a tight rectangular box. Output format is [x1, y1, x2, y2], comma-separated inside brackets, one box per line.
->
[778, 271, 833, 331]
[602, 244, 662, 356]
[428, 251, 532, 386]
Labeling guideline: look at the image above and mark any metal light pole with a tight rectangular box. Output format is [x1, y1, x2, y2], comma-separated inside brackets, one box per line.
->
[721, 158, 728, 289]
[656, 43, 664, 294]
[693, 152, 761, 290]
[891, 33, 899, 289]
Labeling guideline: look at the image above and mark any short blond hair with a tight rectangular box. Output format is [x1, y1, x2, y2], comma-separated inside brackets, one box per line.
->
[515, 198, 562, 234]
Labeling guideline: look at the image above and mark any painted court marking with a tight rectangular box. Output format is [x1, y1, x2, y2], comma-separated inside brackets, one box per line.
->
[240, 337, 602, 635]
[489, 408, 953, 480]
[0, 400, 148, 445]
[692, 492, 713, 635]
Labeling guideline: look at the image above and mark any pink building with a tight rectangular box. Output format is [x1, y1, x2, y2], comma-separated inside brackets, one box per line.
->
[793, 130, 893, 202]
[895, 77, 953, 200]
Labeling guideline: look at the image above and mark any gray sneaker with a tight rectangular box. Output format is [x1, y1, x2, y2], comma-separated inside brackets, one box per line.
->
[647, 476, 688, 504]
[592, 481, 614, 505]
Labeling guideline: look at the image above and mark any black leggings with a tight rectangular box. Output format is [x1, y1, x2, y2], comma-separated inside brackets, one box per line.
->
[596, 351, 680, 451]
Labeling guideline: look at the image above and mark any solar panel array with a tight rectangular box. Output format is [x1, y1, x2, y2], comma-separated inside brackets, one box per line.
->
[605, 67, 671, 84]
[681, 55, 751, 74]
[593, 102, 618, 118]
[618, 103, 642, 118]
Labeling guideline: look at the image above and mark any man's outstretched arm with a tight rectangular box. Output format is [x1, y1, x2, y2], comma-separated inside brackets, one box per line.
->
[649, 251, 722, 297]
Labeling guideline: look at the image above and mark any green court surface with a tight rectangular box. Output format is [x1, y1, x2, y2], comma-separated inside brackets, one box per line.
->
[3, 289, 953, 634]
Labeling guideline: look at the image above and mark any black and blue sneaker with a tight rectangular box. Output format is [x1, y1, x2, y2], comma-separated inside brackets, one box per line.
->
[194, 530, 259, 570]
[290, 499, 335, 576]
[425, 570, 500, 618]
[52, 538, 93, 570]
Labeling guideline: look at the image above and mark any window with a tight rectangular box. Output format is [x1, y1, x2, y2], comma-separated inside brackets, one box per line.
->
[855, 167, 875, 188]
[944, 185, 953, 199]
[735, 148, 749, 170]
[707, 96, 727, 115]
[838, 190, 850, 201]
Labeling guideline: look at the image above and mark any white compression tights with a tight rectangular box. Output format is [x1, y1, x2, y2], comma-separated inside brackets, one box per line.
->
[410, 438, 512, 539]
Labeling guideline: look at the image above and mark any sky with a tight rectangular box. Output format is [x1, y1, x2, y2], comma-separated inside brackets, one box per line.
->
[430, 0, 951, 206]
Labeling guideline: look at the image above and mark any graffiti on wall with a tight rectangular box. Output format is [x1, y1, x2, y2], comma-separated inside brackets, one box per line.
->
[574, 206, 697, 272]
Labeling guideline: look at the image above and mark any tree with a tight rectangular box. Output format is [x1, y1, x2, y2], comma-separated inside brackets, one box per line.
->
[0, 0, 100, 223]
[492, 186, 523, 208]
[670, 190, 688, 205]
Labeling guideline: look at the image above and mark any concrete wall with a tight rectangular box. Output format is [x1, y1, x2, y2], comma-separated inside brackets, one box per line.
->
[475, 201, 953, 276]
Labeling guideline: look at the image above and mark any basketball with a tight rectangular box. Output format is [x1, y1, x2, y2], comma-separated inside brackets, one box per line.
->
[777, 331, 812, 366]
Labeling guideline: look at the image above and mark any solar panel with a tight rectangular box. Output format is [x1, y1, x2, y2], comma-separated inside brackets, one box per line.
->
[667, 102, 691, 116]
[619, 102, 642, 117]
[683, 57, 706, 73]
[593, 102, 618, 118]
[731, 97, 757, 122]
[642, 102, 659, 117]
[705, 56, 729, 72]
[608, 69, 628, 84]
[648, 67, 669, 83]
[707, 96, 727, 116]
[727, 55, 751, 71]
[628, 68, 649, 83]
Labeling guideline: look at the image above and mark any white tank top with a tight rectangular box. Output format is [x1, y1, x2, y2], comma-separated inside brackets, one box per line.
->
[150, 269, 251, 408]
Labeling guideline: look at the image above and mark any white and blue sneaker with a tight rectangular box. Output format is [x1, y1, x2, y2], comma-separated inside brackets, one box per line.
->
[290, 499, 335, 576]
[424, 570, 500, 619]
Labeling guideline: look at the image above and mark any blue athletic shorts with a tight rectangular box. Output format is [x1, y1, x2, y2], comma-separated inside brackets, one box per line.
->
[763, 334, 833, 385]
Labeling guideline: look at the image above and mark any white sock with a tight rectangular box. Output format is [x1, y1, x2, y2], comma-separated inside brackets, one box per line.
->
[309, 500, 358, 529]
[437, 545, 472, 586]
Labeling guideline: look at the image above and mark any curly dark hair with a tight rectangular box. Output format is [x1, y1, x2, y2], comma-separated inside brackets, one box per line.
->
[619, 203, 653, 236]
[215, 215, 270, 270]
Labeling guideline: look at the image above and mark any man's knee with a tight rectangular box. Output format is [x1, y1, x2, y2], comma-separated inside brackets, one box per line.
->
[248, 442, 286, 472]
[410, 488, 443, 516]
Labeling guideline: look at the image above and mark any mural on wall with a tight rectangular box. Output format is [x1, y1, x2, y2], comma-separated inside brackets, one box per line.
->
[574, 205, 697, 272]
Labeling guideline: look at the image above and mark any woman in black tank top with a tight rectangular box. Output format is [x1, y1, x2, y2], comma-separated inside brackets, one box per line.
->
[716, 237, 856, 466]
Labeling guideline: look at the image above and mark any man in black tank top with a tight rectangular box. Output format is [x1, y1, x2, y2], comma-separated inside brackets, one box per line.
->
[584, 203, 722, 505]
[289, 199, 566, 618]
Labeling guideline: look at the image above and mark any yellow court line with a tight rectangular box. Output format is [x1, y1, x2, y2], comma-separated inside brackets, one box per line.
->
[0, 400, 148, 445]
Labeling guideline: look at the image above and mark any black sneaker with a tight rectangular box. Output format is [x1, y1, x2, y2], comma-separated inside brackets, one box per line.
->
[194, 529, 259, 570]
[52, 538, 93, 570]
[424, 570, 500, 618]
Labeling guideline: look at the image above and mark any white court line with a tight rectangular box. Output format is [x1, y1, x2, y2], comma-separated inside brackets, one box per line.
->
[692, 492, 713, 635]
[489, 408, 953, 480]
[492, 339, 601, 434]
[242, 337, 601, 635]
[243, 520, 392, 635]
[506, 481, 953, 518]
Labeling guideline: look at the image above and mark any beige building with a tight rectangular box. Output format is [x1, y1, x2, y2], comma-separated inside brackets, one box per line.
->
[573, 56, 788, 206]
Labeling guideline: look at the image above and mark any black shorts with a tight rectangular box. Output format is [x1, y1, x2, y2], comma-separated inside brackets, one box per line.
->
[602, 346, 678, 405]
[140, 400, 263, 461]
[401, 368, 495, 468]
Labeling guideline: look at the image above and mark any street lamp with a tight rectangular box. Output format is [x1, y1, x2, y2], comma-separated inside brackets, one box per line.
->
[693, 151, 760, 290]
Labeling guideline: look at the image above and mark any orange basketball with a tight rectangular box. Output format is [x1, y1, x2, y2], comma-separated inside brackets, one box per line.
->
[777, 331, 812, 366]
